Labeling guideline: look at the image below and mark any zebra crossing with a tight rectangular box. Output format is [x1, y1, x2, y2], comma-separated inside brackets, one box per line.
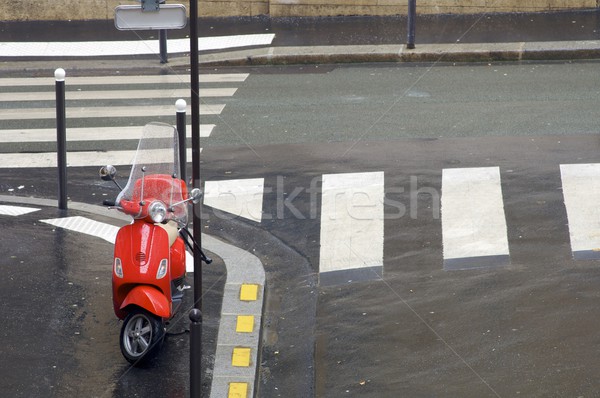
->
[1, 162, 600, 282]
[1, 72, 599, 281]
[0, 72, 249, 167]
[203, 164, 600, 283]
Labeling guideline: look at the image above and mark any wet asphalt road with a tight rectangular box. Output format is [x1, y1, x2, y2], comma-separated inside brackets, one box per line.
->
[3, 60, 600, 396]
[197, 134, 600, 397]
[6, 132, 600, 396]
[0, 205, 225, 398]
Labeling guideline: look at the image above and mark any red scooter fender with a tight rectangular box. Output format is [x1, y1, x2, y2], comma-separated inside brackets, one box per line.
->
[120, 285, 171, 319]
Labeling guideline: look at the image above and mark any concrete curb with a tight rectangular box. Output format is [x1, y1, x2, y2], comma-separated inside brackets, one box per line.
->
[2, 40, 600, 73]
[196, 40, 600, 66]
[204, 234, 265, 398]
[0, 195, 265, 398]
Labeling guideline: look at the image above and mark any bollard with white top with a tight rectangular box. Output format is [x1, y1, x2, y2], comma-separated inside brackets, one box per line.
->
[55, 68, 67, 210]
[175, 99, 187, 183]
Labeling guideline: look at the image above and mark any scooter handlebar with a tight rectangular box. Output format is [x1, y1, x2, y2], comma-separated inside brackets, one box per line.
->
[103, 199, 117, 207]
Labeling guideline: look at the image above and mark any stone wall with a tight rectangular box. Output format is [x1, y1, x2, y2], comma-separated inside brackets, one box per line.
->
[269, 0, 599, 17]
[0, 0, 597, 20]
[0, 1, 191, 21]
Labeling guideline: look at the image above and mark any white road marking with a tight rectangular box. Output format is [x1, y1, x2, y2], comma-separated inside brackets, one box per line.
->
[40, 216, 195, 272]
[441, 167, 510, 270]
[0, 72, 237, 167]
[0, 205, 41, 216]
[0, 125, 213, 142]
[203, 178, 265, 223]
[560, 163, 600, 259]
[0, 104, 225, 120]
[0, 88, 237, 102]
[319, 171, 384, 284]
[40, 216, 119, 243]
[0, 148, 194, 168]
[0, 34, 275, 57]
[0, 74, 249, 87]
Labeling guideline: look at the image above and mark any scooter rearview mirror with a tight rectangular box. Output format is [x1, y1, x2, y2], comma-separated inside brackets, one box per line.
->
[190, 188, 203, 204]
[99, 165, 124, 191]
[99, 165, 117, 181]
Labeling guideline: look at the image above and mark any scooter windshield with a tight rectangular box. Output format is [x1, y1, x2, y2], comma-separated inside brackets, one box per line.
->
[116, 122, 188, 224]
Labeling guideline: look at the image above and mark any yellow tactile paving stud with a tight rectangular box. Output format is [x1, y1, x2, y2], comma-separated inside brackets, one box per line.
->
[236, 315, 255, 333]
[239, 283, 259, 301]
[228, 382, 248, 398]
[231, 347, 252, 367]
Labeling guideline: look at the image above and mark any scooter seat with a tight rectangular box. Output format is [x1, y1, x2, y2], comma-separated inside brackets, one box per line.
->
[156, 220, 179, 247]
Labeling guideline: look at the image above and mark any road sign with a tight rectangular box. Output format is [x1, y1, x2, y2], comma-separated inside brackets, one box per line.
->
[114, 4, 187, 30]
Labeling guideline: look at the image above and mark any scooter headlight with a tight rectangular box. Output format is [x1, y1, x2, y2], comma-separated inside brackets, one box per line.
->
[156, 259, 168, 279]
[149, 201, 167, 223]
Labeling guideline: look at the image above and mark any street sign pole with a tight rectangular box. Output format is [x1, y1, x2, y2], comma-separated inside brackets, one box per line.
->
[159, 29, 168, 63]
[189, 0, 202, 396]
[159, 0, 167, 63]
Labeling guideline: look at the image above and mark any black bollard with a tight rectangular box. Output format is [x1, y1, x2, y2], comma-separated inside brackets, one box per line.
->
[407, 0, 417, 49]
[176, 99, 187, 183]
[189, 308, 202, 397]
[55, 68, 67, 210]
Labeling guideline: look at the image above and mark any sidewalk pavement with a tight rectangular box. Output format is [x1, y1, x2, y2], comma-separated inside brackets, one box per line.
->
[2, 9, 600, 70]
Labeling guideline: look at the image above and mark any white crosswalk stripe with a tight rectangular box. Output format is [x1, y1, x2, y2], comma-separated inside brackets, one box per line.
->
[0, 34, 274, 57]
[441, 167, 511, 270]
[0, 104, 225, 120]
[0, 148, 195, 168]
[0, 88, 237, 102]
[0, 205, 41, 216]
[319, 171, 384, 285]
[204, 178, 265, 223]
[0, 125, 214, 142]
[0, 73, 248, 167]
[560, 163, 600, 260]
[0, 74, 249, 86]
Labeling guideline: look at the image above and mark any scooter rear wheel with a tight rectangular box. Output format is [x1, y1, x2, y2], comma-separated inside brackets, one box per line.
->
[120, 308, 165, 365]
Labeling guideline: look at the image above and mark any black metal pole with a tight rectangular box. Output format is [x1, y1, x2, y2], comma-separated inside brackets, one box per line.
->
[189, 0, 202, 395]
[176, 99, 187, 183]
[189, 308, 202, 396]
[55, 68, 67, 210]
[407, 0, 416, 49]
[159, 29, 168, 63]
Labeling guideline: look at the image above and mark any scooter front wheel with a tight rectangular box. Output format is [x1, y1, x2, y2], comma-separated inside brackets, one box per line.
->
[120, 308, 165, 365]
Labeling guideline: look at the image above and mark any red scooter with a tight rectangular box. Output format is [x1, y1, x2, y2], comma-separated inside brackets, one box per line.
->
[100, 122, 210, 365]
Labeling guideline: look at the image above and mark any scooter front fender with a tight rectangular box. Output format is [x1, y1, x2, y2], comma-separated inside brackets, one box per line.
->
[120, 285, 171, 319]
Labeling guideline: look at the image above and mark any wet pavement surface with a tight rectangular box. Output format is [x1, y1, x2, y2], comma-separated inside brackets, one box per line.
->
[0, 204, 225, 398]
[5, 133, 600, 396]
[3, 13, 600, 394]
[197, 133, 600, 397]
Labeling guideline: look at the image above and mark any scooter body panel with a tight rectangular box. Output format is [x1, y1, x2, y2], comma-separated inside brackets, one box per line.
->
[170, 236, 186, 280]
[112, 220, 173, 320]
[119, 284, 171, 319]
